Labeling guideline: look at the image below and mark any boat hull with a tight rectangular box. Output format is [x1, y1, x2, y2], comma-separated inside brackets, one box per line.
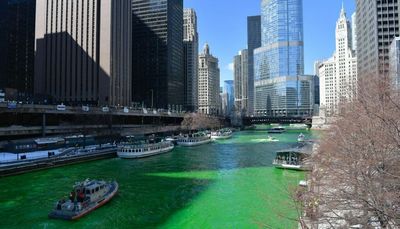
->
[117, 145, 174, 159]
[176, 138, 212, 147]
[211, 134, 232, 140]
[48, 181, 118, 220]
[273, 163, 310, 171]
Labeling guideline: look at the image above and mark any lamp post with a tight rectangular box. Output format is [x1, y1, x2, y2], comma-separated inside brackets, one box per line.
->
[150, 89, 154, 109]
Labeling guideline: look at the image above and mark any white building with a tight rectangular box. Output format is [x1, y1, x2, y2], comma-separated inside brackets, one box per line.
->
[198, 44, 220, 115]
[234, 49, 249, 115]
[318, 6, 357, 117]
[390, 37, 400, 89]
[183, 9, 199, 111]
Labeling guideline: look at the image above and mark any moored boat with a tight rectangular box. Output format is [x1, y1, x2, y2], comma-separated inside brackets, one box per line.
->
[176, 132, 212, 147]
[117, 140, 174, 159]
[211, 128, 233, 140]
[49, 179, 118, 220]
[272, 145, 312, 171]
[267, 126, 286, 134]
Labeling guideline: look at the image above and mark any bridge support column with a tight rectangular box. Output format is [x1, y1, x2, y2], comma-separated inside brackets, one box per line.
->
[42, 113, 46, 137]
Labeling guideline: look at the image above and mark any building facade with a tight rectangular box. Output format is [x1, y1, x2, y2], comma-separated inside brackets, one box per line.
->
[198, 44, 220, 115]
[0, 0, 36, 100]
[247, 15, 262, 115]
[318, 6, 357, 117]
[35, 0, 132, 106]
[224, 80, 235, 116]
[254, 0, 311, 117]
[234, 50, 249, 114]
[351, 12, 357, 54]
[356, 0, 400, 78]
[183, 8, 199, 112]
[390, 37, 400, 88]
[132, 0, 184, 110]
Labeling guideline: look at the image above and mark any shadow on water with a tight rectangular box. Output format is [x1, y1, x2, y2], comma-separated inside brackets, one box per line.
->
[0, 130, 312, 228]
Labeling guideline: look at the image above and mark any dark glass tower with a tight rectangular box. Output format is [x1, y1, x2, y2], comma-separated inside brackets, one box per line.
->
[0, 0, 36, 100]
[247, 16, 261, 115]
[131, 0, 184, 109]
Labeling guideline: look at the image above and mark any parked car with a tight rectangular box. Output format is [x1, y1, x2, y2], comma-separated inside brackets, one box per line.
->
[102, 106, 110, 112]
[82, 105, 90, 112]
[56, 103, 66, 111]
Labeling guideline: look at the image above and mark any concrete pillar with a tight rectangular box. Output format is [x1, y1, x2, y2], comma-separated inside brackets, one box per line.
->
[42, 113, 46, 137]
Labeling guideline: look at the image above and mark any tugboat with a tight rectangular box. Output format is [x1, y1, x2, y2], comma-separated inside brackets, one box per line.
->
[176, 132, 212, 147]
[117, 139, 174, 159]
[211, 128, 233, 140]
[49, 179, 118, 220]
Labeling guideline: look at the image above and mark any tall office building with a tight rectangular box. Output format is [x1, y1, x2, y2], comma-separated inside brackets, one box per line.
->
[318, 6, 357, 117]
[35, 0, 132, 106]
[224, 80, 235, 116]
[198, 44, 220, 115]
[183, 8, 199, 111]
[390, 37, 400, 88]
[0, 0, 36, 100]
[132, 0, 184, 110]
[356, 0, 400, 77]
[234, 49, 249, 114]
[247, 15, 262, 115]
[351, 12, 357, 53]
[254, 0, 312, 117]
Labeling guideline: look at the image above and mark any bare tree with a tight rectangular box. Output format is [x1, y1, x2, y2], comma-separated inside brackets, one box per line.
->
[181, 113, 221, 131]
[304, 74, 400, 228]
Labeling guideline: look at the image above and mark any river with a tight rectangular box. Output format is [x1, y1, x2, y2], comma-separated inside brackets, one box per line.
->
[0, 127, 314, 228]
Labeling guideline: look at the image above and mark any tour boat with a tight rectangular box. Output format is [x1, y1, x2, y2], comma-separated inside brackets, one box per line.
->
[49, 179, 118, 220]
[297, 133, 305, 143]
[272, 146, 312, 171]
[266, 135, 279, 142]
[117, 140, 174, 159]
[211, 128, 233, 140]
[176, 132, 212, 147]
[267, 126, 286, 134]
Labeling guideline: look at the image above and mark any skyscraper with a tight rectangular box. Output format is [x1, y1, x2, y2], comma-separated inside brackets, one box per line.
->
[389, 37, 400, 89]
[247, 16, 261, 115]
[0, 0, 36, 100]
[356, 0, 400, 77]
[351, 12, 357, 53]
[198, 44, 220, 115]
[224, 80, 235, 116]
[132, 0, 184, 109]
[254, 0, 311, 117]
[318, 6, 357, 117]
[234, 49, 249, 114]
[35, 0, 132, 106]
[183, 8, 199, 112]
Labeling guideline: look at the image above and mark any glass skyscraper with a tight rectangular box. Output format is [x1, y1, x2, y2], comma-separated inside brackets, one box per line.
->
[254, 0, 312, 117]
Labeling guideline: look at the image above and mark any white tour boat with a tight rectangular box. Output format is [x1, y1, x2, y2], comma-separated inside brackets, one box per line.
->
[272, 145, 313, 171]
[176, 132, 212, 147]
[117, 140, 174, 159]
[211, 129, 233, 140]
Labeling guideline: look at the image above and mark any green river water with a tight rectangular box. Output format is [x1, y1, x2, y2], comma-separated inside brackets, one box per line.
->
[0, 127, 313, 229]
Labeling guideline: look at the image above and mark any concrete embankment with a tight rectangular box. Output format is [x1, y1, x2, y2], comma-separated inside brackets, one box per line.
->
[0, 148, 117, 177]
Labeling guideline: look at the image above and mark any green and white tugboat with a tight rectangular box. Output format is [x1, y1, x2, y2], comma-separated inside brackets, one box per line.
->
[49, 179, 118, 220]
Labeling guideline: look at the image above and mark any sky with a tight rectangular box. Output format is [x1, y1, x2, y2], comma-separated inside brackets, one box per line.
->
[184, 0, 356, 84]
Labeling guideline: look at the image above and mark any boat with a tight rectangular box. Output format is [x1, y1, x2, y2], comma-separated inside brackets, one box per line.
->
[297, 133, 305, 143]
[117, 140, 174, 159]
[49, 179, 118, 220]
[266, 135, 279, 142]
[176, 132, 212, 147]
[267, 126, 286, 134]
[272, 145, 313, 171]
[211, 128, 233, 140]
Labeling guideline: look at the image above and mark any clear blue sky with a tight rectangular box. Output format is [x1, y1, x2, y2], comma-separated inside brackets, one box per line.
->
[184, 0, 356, 84]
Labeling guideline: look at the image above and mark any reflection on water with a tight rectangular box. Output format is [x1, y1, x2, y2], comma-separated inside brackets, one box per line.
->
[0, 128, 313, 229]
